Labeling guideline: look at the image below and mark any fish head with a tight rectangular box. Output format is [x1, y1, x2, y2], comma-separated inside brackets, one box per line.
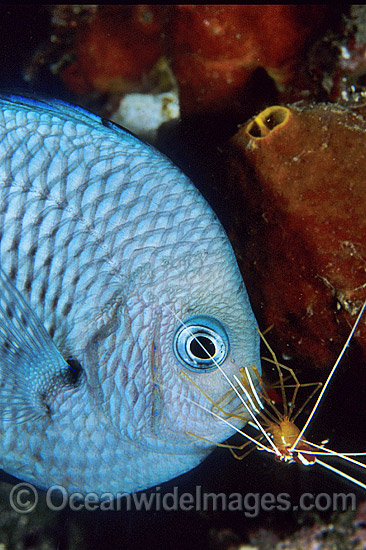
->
[98, 223, 261, 453]
[157, 239, 261, 446]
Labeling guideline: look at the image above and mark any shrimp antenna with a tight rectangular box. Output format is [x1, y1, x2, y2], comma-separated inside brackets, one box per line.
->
[163, 304, 276, 448]
[315, 459, 366, 491]
[291, 299, 366, 451]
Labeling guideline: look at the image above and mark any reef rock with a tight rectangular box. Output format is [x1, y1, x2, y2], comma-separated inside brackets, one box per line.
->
[227, 100, 366, 367]
[39, 6, 329, 118]
[166, 5, 328, 117]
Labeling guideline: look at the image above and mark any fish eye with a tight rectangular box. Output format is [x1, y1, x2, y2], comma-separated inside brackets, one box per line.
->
[173, 315, 229, 372]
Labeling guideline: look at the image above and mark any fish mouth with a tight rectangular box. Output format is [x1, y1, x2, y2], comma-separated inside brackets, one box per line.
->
[185, 372, 262, 445]
[205, 365, 263, 426]
[181, 363, 263, 426]
[208, 387, 253, 425]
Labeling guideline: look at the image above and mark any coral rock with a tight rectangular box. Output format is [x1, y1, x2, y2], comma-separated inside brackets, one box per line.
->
[166, 5, 329, 116]
[49, 6, 329, 116]
[227, 101, 366, 367]
[60, 6, 163, 95]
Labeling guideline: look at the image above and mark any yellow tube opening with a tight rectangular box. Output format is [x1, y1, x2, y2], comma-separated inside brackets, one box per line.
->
[246, 106, 291, 139]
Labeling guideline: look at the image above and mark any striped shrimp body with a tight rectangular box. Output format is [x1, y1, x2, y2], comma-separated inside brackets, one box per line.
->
[267, 419, 316, 465]
[180, 300, 366, 491]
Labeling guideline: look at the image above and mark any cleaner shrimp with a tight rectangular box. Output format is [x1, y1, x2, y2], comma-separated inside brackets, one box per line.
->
[178, 300, 366, 491]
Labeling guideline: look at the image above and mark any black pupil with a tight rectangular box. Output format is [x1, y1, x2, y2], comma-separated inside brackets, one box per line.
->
[190, 336, 216, 360]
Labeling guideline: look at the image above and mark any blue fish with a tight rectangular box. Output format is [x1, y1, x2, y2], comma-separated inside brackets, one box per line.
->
[0, 94, 260, 495]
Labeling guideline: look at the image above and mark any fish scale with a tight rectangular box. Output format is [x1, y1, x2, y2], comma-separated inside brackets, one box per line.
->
[0, 94, 260, 495]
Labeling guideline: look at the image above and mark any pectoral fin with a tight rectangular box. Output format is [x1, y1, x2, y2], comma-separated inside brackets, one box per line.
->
[0, 267, 80, 422]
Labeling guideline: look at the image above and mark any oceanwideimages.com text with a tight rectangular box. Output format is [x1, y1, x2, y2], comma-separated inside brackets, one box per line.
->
[9, 483, 356, 516]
